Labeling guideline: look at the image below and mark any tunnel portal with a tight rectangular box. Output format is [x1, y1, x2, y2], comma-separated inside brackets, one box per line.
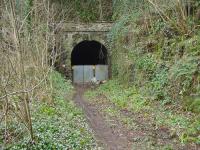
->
[71, 40, 108, 83]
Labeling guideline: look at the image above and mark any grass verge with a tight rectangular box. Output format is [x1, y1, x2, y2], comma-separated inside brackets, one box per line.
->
[85, 79, 200, 146]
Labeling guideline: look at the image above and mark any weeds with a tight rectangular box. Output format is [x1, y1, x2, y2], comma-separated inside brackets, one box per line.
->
[2, 71, 98, 149]
[85, 79, 199, 145]
[109, 0, 200, 113]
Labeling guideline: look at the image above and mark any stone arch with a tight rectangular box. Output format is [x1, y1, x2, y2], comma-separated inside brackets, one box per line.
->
[54, 22, 113, 79]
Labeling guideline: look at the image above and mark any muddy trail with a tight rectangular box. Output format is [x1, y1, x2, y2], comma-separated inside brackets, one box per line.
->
[73, 85, 199, 150]
[73, 85, 130, 150]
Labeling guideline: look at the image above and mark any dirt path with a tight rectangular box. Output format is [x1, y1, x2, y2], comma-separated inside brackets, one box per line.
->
[73, 85, 199, 150]
[73, 85, 131, 150]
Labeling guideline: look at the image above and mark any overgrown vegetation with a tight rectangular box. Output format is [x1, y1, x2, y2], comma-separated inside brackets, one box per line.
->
[47, 0, 112, 22]
[1, 71, 98, 149]
[109, 0, 200, 122]
[106, 0, 200, 146]
[0, 1, 101, 149]
[85, 79, 200, 146]
[0, 0, 56, 147]
[1, 0, 200, 149]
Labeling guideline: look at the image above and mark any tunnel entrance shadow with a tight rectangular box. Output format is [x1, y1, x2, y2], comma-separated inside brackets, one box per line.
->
[71, 40, 107, 66]
[71, 40, 108, 83]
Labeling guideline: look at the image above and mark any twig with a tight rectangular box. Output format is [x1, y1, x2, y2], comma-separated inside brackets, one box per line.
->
[0, 67, 52, 100]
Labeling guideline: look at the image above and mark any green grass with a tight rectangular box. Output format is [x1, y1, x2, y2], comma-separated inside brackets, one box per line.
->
[85, 79, 200, 145]
[4, 71, 98, 150]
[96, 80, 148, 112]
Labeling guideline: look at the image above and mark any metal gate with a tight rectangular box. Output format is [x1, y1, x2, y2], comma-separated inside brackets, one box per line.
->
[73, 65, 108, 84]
[73, 65, 93, 83]
[95, 65, 108, 81]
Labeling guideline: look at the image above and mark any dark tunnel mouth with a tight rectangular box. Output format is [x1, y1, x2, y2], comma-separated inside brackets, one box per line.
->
[71, 40, 108, 66]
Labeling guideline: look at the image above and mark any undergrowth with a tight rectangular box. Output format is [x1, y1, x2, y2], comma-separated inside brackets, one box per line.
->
[1, 71, 97, 150]
[106, 1, 200, 145]
[109, 0, 200, 111]
[85, 79, 200, 145]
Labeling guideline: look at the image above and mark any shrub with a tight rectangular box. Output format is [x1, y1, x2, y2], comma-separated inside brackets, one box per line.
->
[169, 56, 199, 99]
